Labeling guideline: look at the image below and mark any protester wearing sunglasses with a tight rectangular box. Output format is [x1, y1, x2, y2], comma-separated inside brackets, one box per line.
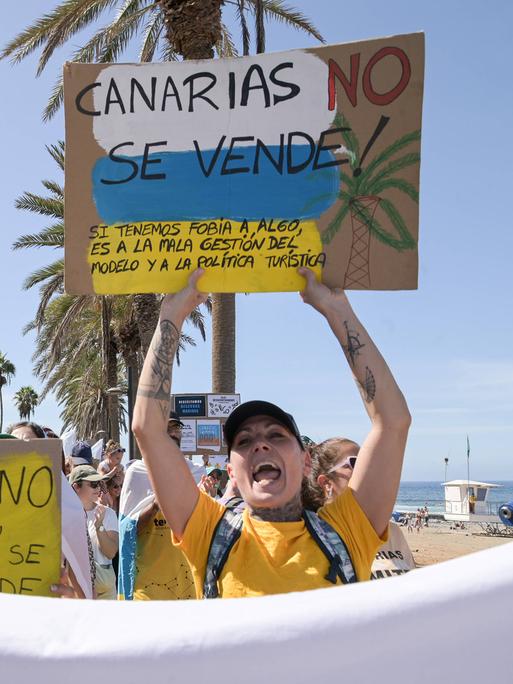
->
[303, 439, 415, 580]
[69, 465, 119, 599]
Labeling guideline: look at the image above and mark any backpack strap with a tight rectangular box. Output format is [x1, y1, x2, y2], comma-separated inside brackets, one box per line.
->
[302, 509, 358, 585]
[203, 508, 243, 599]
[224, 496, 244, 510]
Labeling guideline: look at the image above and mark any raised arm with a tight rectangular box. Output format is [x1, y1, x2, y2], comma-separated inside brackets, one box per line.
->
[299, 268, 411, 536]
[132, 270, 208, 538]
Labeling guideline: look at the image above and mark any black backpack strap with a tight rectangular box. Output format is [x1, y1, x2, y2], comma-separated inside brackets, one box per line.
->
[302, 509, 358, 585]
[224, 496, 244, 510]
[203, 508, 243, 599]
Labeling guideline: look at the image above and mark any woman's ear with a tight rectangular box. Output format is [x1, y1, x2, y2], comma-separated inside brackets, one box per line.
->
[227, 462, 236, 487]
[317, 473, 328, 490]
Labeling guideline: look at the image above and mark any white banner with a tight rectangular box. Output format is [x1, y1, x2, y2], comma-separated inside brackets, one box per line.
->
[1, 543, 512, 680]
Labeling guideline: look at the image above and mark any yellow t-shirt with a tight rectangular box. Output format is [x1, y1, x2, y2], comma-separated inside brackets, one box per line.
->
[134, 510, 195, 600]
[174, 488, 385, 599]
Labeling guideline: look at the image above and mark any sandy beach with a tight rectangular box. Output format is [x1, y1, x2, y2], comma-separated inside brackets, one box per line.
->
[404, 522, 513, 567]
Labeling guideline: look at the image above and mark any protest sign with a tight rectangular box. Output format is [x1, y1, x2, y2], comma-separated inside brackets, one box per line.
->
[0, 439, 61, 597]
[64, 32, 424, 294]
[173, 393, 239, 456]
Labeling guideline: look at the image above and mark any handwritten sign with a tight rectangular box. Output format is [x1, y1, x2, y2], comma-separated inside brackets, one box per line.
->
[0, 440, 61, 597]
[64, 33, 424, 293]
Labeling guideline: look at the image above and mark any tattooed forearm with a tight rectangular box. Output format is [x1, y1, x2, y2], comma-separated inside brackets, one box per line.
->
[356, 366, 376, 403]
[137, 319, 180, 417]
[342, 320, 365, 367]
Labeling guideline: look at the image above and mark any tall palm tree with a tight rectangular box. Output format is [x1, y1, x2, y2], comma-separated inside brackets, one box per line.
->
[13, 386, 39, 421]
[0, 352, 16, 432]
[2, 0, 323, 394]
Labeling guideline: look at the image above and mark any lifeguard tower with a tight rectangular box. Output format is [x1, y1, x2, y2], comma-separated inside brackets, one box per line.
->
[442, 480, 502, 522]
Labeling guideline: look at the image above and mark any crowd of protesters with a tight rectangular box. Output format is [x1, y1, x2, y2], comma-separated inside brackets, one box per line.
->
[1, 268, 413, 600]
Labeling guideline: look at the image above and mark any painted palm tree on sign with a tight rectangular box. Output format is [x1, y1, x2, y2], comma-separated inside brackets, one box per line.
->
[0, 352, 16, 432]
[13, 386, 39, 421]
[322, 113, 420, 289]
[1, 0, 323, 394]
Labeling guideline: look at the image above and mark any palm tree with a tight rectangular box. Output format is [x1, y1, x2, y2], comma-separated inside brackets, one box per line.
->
[322, 113, 420, 289]
[13, 386, 39, 421]
[1, 0, 323, 394]
[12, 143, 210, 439]
[0, 352, 16, 432]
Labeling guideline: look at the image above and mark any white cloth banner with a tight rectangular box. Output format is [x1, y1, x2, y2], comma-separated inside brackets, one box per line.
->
[1, 541, 512, 681]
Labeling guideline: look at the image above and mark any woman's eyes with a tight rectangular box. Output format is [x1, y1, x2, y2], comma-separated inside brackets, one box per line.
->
[236, 431, 286, 446]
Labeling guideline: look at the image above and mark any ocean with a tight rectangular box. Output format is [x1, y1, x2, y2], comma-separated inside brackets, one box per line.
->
[395, 481, 513, 514]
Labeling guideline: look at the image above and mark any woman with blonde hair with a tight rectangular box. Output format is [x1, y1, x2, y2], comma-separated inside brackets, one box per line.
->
[303, 437, 416, 580]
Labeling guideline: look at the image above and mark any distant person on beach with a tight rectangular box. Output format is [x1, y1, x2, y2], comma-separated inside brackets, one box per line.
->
[406, 514, 414, 533]
[302, 438, 416, 579]
[132, 268, 411, 598]
[415, 509, 422, 533]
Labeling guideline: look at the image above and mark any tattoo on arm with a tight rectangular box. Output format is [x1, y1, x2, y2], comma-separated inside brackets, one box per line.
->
[356, 366, 376, 403]
[342, 320, 366, 367]
[137, 319, 180, 420]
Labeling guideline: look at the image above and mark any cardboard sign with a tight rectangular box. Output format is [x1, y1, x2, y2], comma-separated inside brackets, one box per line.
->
[0, 439, 61, 597]
[64, 33, 424, 294]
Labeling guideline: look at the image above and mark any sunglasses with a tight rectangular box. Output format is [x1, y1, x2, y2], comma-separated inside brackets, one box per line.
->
[83, 480, 101, 489]
[109, 483, 122, 490]
[328, 456, 357, 474]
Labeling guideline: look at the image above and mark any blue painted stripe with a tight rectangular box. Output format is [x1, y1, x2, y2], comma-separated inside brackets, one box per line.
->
[92, 145, 340, 224]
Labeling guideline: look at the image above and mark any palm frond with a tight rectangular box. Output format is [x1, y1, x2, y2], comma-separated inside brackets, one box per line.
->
[321, 193, 352, 245]
[246, 0, 325, 43]
[43, 77, 65, 121]
[35, 0, 121, 76]
[33, 274, 65, 331]
[369, 177, 419, 204]
[159, 40, 178, 62]
[15, 192, 63, 218]
[236, 0, 251, 56]
[358, 130, 420, 185]
[46, 141, 65, 169]
[217, 23, 238, 58]
[13, 224, 64, 250]
[98, 3, 152, 62]
[362, 152, 420, 194]
[139, 9, 163, 61]
[41, 179, 64, 198]
[186, 306, 207, 341]
[22, 258, 64, 290]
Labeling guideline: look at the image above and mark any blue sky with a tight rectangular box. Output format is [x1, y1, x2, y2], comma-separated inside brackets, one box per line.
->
[1, 1, 512, 481]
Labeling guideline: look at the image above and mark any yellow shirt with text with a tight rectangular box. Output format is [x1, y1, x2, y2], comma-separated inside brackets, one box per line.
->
[134, 510, 195, 600]
[173, 488, 385, 598]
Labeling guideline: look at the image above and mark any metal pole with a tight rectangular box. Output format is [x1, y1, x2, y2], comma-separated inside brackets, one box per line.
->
[128, 366, 135, 460]
[466, 435, 471, 514]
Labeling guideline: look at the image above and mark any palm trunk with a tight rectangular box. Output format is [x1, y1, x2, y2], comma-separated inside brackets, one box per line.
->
[133, 294, 160, 357]
[211, 293, 236, 393]
[0, 387, 3, 432]
[344, 196, 380, 289]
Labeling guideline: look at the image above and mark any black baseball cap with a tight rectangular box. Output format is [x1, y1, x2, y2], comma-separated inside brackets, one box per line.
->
[168, 410, 184, 427]
[223, 401, 304, 455]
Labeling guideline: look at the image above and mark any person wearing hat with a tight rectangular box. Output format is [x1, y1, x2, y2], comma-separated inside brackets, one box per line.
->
[133, 268, 411, 598]
[167, 411, 185, 448]
[69, 465, 119, 600]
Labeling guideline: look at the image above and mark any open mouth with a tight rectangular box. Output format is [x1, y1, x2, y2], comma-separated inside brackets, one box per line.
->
[252, 461, 282, 483]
